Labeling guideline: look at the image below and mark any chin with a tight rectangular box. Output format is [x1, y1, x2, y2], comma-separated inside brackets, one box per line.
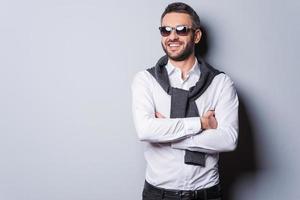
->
[167, 50, 183, 57]
[168, 52, 184, 59]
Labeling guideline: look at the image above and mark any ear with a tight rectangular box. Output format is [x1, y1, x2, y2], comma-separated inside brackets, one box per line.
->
[194, 29, 202, 44]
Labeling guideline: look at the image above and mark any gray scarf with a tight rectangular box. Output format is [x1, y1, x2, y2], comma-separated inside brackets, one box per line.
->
[147, 55, 222, 166]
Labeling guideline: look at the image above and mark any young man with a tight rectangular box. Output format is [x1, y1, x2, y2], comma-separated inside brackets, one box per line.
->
[132, 2, 239, 200]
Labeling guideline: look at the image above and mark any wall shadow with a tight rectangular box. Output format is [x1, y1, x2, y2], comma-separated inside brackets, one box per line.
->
[195, 25, 209, 57]
[196, 25, 260, 200]
[219, 95, 259, 200]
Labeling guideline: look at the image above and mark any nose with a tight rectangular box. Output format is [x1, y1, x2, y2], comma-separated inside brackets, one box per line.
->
[168, 29, 179, 40]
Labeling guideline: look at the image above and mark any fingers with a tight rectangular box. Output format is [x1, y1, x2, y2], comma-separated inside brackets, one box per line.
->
[203, 110, 215, 118]
[202, 110, 218, 129]
[155, 112, 166, 118]
[208, 116, 218, 129]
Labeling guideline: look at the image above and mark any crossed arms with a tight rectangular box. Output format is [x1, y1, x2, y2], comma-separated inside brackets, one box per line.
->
[131, 71, 239, 154]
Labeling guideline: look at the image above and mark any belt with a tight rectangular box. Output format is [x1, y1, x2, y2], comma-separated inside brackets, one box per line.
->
[143, 181, 222, 200]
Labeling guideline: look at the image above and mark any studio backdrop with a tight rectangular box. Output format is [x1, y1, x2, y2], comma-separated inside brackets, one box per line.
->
[0, 0, 299, 200]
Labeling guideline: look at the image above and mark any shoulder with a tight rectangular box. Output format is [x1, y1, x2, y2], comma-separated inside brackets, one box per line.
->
[211, 73, 238, 96]
[200, 58, 236, 87]
[131, 69, 155, 90]
[132, 69, 153, 83]
[213, 72, 235, 86]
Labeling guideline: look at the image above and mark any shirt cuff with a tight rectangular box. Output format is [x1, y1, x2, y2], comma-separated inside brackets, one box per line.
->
[182, 117, 201, 135]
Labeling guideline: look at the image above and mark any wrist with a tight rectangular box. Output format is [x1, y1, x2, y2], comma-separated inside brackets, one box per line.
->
[200, 117, 207, 130]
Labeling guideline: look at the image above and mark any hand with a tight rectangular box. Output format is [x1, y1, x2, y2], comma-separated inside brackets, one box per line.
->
[155, 112, 166, 118]
[201, 110, 218, 129]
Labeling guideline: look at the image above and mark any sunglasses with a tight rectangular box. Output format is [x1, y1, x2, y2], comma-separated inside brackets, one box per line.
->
[159, 25, 195, 37]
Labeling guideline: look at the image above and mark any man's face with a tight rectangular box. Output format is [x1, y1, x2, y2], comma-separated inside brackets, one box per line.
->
[161, 12, 200, 61]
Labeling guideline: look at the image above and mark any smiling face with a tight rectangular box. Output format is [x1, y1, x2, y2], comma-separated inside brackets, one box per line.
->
[161, 12, 201, 62]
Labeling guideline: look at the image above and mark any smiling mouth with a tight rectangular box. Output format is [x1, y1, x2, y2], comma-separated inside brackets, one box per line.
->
[168, 42, 181, 47]
[167, 42, 182, 50]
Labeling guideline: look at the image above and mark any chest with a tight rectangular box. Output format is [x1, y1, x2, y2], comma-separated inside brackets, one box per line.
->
[152, 80, 221, 118]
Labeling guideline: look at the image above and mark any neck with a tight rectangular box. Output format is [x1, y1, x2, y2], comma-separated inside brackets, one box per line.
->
[169, 54, 196, 79]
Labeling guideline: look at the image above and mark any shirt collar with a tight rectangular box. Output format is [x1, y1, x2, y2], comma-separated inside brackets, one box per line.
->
[165, 58, 200, 77]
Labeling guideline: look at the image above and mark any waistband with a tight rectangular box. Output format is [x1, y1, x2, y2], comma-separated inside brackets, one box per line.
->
[143, 181, 222, 200]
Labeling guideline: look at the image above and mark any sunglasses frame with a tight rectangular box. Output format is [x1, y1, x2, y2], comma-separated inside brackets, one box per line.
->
[159, 25, 195, 37]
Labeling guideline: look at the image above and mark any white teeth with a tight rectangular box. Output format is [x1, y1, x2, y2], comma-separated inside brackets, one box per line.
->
[169, 43, 180, 47]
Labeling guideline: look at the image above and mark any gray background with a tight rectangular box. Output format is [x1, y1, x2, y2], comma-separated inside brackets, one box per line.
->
[0, 0, 299, 199]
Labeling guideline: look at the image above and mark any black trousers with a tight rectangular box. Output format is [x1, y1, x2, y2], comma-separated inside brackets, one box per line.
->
[142, 181, 222, 200]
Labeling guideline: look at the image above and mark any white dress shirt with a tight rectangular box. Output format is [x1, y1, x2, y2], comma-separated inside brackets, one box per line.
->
[131, 58, 239, 190]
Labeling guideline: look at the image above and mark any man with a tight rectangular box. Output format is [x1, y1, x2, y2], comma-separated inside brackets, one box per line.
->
[132, 2, 238, 200]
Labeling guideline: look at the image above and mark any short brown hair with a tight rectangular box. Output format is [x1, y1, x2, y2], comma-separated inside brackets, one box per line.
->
[161, 2, 201, 29]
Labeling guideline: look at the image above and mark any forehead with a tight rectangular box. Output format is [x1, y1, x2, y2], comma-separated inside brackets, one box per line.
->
[161, 12, 193, 27]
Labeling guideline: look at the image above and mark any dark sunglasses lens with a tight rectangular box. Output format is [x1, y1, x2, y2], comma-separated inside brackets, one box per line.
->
[176, 26, 189, 36]
[159, 27, 171, 36]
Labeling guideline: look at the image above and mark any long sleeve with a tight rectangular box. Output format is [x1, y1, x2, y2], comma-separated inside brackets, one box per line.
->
[171, 75, 239, 153]
[131, 71, 201, 143]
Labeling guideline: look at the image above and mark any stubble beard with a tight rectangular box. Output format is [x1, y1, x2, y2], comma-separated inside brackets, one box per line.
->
[162, 39, 195, 62]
